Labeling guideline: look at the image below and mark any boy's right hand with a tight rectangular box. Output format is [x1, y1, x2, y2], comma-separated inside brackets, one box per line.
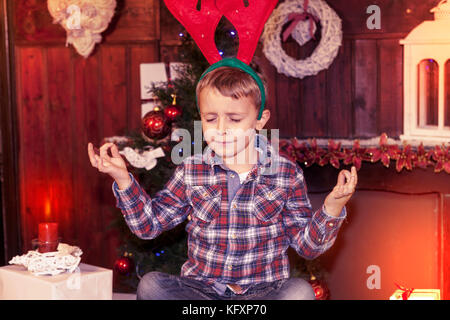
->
[88, 142, 131, 190]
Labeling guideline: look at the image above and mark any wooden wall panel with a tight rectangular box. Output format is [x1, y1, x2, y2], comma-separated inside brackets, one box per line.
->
[73, 53, 104, 265]
[46, 47, 74, 242]
[354, 40, 378, 137]
[129, 43, 160, 130]
[378, 38, 404, 137]
[16, 47, 47, 249]
[326, 39, 353, 138]
[99, 45, 128, 267]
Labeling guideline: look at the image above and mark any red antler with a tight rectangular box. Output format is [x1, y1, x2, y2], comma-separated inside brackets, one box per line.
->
[163, 0, 223, 64]
[217, 0, 279, 65]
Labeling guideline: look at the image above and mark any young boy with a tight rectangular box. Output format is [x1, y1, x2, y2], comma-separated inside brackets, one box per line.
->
[88, 63, 357, 300]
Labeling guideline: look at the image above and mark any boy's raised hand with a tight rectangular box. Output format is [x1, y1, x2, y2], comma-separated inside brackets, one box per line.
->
[88, 142, 131, 190]
[323, 166, 358, 217]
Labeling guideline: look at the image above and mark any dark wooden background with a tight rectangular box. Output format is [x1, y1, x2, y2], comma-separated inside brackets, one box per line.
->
[2, 0, 449, 297]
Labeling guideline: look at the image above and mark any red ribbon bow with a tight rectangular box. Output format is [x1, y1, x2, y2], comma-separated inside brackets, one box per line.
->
[282, 0, 319, 42]
[395, 283, 414, 300]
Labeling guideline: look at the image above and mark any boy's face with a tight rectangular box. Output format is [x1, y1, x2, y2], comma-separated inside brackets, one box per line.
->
[199, 87, 270, 162]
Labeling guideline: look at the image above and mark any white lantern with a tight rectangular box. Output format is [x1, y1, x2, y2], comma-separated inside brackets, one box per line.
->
[400, 0, 450, 143]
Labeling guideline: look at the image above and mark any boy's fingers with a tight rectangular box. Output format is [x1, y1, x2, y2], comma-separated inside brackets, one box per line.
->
[337, 170, 351, 186]
[111, 144, 121, 158]
[95, 155, 103, 171]
[100, 143, 114, 161]
[88, 143, 99, 167]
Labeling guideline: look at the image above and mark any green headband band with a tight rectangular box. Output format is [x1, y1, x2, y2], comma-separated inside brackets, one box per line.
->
[196, 57, 266, 120]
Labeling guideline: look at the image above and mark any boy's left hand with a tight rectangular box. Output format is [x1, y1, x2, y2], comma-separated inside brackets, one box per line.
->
[323, 166, 358, 217]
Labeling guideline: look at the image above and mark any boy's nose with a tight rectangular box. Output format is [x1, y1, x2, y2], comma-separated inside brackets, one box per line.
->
[216, 118, 228, 135]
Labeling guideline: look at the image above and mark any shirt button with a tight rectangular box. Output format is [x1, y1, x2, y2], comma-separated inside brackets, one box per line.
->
[230, 173, 235, 178]
[228, 265, 233, 270]
[328, 222, 334, 227]
[231, 234, 237, 239]
[232, 204, 237, 209]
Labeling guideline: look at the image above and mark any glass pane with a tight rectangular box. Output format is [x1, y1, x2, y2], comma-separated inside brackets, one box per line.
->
[446, 60, 450, 127]
[417, 59, 439, 127]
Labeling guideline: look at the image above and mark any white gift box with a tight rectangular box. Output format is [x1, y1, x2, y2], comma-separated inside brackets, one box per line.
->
[0, 263, 112, 300]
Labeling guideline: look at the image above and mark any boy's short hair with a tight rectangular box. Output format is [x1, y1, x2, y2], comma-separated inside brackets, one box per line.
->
[196, 66, 267, 114]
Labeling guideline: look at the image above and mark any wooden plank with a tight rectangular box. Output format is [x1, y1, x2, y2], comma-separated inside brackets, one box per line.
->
[15, 46, 48, 251]
[255, 48, 278, 131]
[13, 0, 160, 45]
[73, 52, 104, 266]
[354, 39, 378, 137]
[12, 0, 65, 43]
[443, 194, 450, 300]
[328, 0, 436, 35]
[160, 0, 183, 45]
[129, 43, 160, 131]
[0, 0, 22, 262]
[105, 0, 160, 42]
[100, 45, 128, 268]
[46, 46, 74, 241]
[326, 38, 353, 138]
[71, 53, 108, 267]
[297, 33, 327, 138]
[446, 61, 450, 127]
[276, 40, 302, 138]
[378, 38, 403, 137]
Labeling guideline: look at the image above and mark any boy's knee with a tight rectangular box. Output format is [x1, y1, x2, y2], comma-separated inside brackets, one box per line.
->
[280, 278, 316, 300]
[136, 271, 167, 300]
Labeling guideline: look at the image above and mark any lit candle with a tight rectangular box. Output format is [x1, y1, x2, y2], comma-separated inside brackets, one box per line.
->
[38, 222, 58, 242]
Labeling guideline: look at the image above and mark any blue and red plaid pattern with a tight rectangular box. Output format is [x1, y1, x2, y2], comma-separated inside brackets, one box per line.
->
[112, 137, 346, 286]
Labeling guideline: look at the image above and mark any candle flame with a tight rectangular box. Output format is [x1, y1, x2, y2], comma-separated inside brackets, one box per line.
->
[44, 197, 51, 221]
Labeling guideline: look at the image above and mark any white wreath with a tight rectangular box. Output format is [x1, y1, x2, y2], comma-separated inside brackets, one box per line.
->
[261, 0, 343, 79]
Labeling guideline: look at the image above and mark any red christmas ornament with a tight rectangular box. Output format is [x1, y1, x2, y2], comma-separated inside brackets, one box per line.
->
[164, 94, 182, 122]
[309, 275, 330, 300]
[142, 107, 171, 140]
[114, 255, 134, 275]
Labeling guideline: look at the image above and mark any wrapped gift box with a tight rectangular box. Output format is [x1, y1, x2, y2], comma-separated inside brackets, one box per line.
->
[0, 263, 112, 300]
[389, 289, 440, 300]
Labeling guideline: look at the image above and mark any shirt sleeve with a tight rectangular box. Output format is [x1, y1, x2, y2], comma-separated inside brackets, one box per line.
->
[112, 161, 191, 240]
[282, 164, 347, 260]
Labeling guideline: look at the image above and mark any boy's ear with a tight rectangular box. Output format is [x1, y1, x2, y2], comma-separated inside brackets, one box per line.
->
[256, 109, 270, 130]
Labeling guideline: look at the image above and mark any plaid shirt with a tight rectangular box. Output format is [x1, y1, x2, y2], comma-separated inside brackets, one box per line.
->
[112, 134, 346, 288]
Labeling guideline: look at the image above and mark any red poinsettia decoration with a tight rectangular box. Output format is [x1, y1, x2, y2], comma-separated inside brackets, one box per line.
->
[431, 144, 450, 174]
[279, 139, 297, 163]
[291, 138, 309, 164]
[367, 133, 400, 168]
[277, 133, 449, 175]
[342, 140, 369, 171]
[395, 143, 417, 172]
[413, 143, 433, 170]
[319, 139, 344, 169]
[303, 138, 327, 167]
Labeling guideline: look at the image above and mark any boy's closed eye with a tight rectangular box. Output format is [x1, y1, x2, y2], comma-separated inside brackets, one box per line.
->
[205, 117, 242, 123]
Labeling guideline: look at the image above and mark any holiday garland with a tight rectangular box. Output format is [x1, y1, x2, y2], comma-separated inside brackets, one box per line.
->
[278, 133, 450, 174]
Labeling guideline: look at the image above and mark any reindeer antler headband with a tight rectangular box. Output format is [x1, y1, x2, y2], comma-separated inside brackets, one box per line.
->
[163, 0, 278, 120]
